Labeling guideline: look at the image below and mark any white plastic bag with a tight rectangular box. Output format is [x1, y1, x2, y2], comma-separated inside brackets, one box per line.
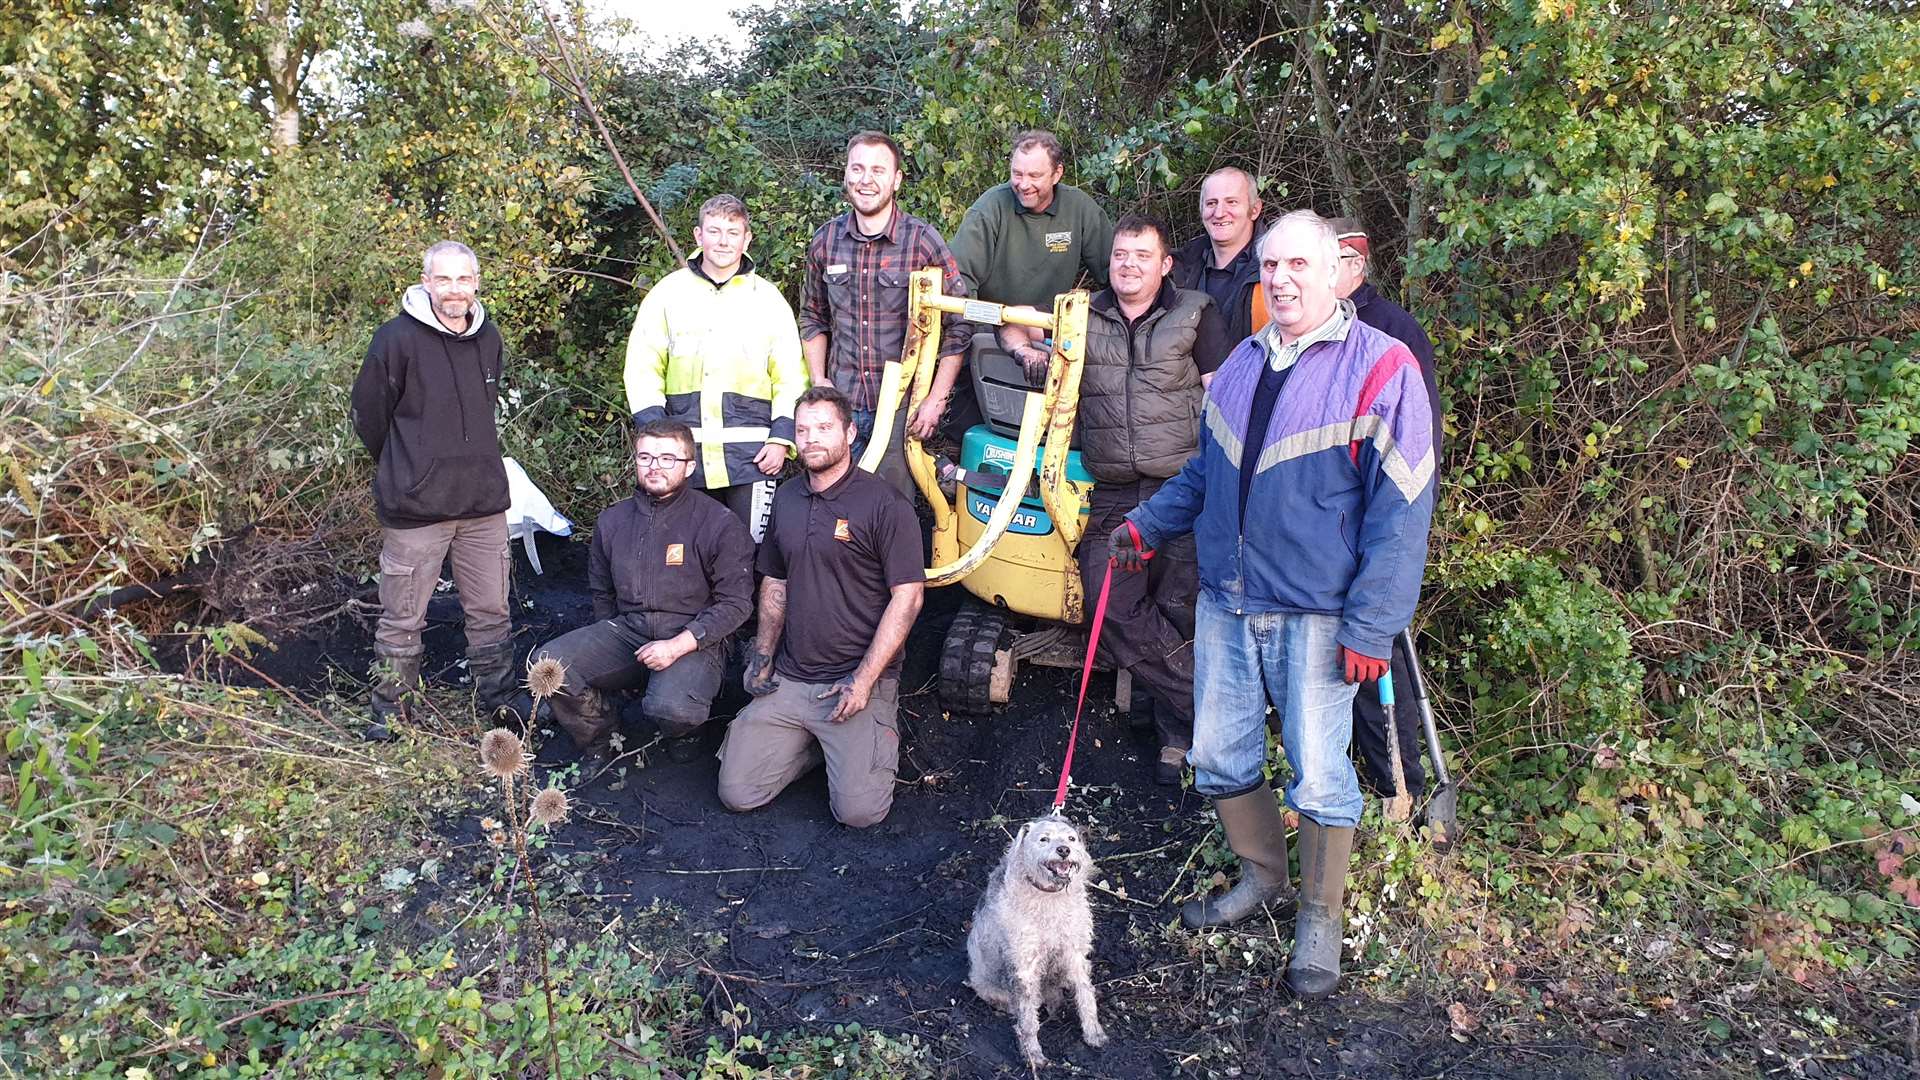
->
[502, 456, 572, 574]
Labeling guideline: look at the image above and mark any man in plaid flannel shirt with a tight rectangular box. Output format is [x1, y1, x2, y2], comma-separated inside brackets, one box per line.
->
[799, 130, 972, 496]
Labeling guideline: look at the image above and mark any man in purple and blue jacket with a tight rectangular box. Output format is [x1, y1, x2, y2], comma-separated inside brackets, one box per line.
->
[1111, 210, 1436, 1000]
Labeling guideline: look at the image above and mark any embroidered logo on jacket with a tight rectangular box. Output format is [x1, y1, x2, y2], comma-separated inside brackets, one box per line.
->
[1044, 230, 1072, 253]
[833, 519, 852, 542]
[665, 543, 685, 566]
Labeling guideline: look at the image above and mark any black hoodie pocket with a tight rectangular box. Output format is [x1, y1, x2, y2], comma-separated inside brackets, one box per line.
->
[391, 455, 507, 523]
[404, 459, 441, 498]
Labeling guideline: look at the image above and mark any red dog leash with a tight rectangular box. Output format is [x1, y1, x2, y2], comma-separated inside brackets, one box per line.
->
[1053, 525, 1152, 809]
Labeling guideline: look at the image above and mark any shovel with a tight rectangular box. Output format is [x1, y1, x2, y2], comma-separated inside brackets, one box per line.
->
[1377, 669, 1414, 824]
[1396, 628, 1460, 850]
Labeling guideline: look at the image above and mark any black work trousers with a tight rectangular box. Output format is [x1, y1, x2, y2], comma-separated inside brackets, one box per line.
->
[705, 482, 758, 530]
[534, 614, 727, 747]
[1350, 633, 1428, 799]
[1077, 478, 1197, 751]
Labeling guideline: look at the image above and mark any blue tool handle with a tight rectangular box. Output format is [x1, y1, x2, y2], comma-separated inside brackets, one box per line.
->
[1378, 670, 1395, 706]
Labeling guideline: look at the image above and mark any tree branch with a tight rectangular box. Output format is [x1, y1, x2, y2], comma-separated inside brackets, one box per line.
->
[535, 2, 685, 265]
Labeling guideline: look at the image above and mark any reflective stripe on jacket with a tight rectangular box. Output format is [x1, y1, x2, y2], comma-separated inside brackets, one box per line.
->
[624, 257, 808, 489]
[1126, 304, 1436, 658]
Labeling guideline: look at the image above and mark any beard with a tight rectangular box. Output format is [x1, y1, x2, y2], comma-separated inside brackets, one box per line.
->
[844, 181, 894, 216]
[639, 471, 686, 498]
[801, 441, 850, 474]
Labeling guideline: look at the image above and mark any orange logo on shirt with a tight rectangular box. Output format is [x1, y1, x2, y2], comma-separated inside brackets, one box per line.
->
[833, 519, 852, 542]
[665, 543, 684, 566]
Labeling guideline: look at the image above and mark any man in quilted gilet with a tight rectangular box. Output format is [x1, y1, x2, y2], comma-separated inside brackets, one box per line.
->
[1075, 213, 1231, 787]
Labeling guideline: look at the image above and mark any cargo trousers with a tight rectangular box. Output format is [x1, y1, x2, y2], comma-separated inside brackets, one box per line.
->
[716, 676, 900, 829]
[374, 514, 512, 660]
[533, 615, 728, 748]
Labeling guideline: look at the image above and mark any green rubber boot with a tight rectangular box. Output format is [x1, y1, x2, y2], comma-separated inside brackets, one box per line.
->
[1180, 783, 1293, 928]
[1285, 818, 1355, 999]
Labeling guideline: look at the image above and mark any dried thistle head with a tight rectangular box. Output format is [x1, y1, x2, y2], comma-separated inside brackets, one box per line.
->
[479, 728, 529, 779]
[525, 654, 567, 701]
[528, 787, 570, 828]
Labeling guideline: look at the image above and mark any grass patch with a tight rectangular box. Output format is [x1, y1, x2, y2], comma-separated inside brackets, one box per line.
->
[0, 647, 928, 1078]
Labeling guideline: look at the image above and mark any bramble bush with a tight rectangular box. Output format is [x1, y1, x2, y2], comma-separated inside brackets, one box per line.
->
[1370, 0, 1920, 1009]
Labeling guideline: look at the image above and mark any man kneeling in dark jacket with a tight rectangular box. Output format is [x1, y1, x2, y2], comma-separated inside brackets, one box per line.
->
[534, 420, 754, 766]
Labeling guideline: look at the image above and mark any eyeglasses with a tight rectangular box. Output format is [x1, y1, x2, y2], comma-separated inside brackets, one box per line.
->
[635, 453, 689, 469]
[1339, 253, 1363, 262]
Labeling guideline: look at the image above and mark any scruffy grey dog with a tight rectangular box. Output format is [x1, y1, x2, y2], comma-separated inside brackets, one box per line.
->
[966, 812, 1107, 1068]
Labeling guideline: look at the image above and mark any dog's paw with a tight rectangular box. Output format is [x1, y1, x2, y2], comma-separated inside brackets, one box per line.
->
[1082, 1023, 1109, 1048]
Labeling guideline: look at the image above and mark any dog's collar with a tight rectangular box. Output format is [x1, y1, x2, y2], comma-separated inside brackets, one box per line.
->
[1025, 873, 1071, 893]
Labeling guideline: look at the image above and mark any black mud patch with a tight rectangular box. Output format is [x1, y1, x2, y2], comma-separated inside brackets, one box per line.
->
[222, 533, 1913, 1079]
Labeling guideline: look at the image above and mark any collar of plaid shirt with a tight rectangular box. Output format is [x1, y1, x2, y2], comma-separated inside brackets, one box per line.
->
[849, 205, 901, 244]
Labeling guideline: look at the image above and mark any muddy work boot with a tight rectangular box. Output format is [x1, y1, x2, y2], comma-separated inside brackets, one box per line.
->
[663, 732, 704, 764]
[576, 735, 617, 776]
[1286, 818, 1356, 1000]
[1181, 783, 1293, 928]
[466, 640, 521, 726]
[366, 650, 423, 743]
[551, 686, 614, 759]
[1154, 745, 1187, 787]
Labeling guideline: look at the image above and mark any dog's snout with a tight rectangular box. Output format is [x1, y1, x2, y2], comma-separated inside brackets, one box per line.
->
[1055, 845, 1071, 859]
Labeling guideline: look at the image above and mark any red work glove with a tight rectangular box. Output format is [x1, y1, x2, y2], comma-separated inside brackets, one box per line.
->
[1107, 521, 1154, 573]
[1342, 646, 1389, 684]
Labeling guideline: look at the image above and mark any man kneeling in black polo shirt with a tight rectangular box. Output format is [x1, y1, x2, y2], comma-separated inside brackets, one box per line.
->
[717, 386, 925, 828]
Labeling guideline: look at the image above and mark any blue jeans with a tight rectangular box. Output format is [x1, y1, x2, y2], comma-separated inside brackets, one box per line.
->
[850, 407, 879, 461]
[1189, 595, 1363, 827]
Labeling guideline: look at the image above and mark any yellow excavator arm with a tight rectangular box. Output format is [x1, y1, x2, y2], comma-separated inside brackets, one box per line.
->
[855, 268, 1090, 594]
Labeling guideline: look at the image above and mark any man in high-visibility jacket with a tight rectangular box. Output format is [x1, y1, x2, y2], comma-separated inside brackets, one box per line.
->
[625, 194, 809, 531]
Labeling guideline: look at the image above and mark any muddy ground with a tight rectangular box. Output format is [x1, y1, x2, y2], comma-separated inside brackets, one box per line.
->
[219, 532, 1913, 1079]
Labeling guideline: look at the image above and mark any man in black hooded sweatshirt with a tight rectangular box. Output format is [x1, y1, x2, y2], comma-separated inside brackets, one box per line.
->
[351, 241, 518, 740]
